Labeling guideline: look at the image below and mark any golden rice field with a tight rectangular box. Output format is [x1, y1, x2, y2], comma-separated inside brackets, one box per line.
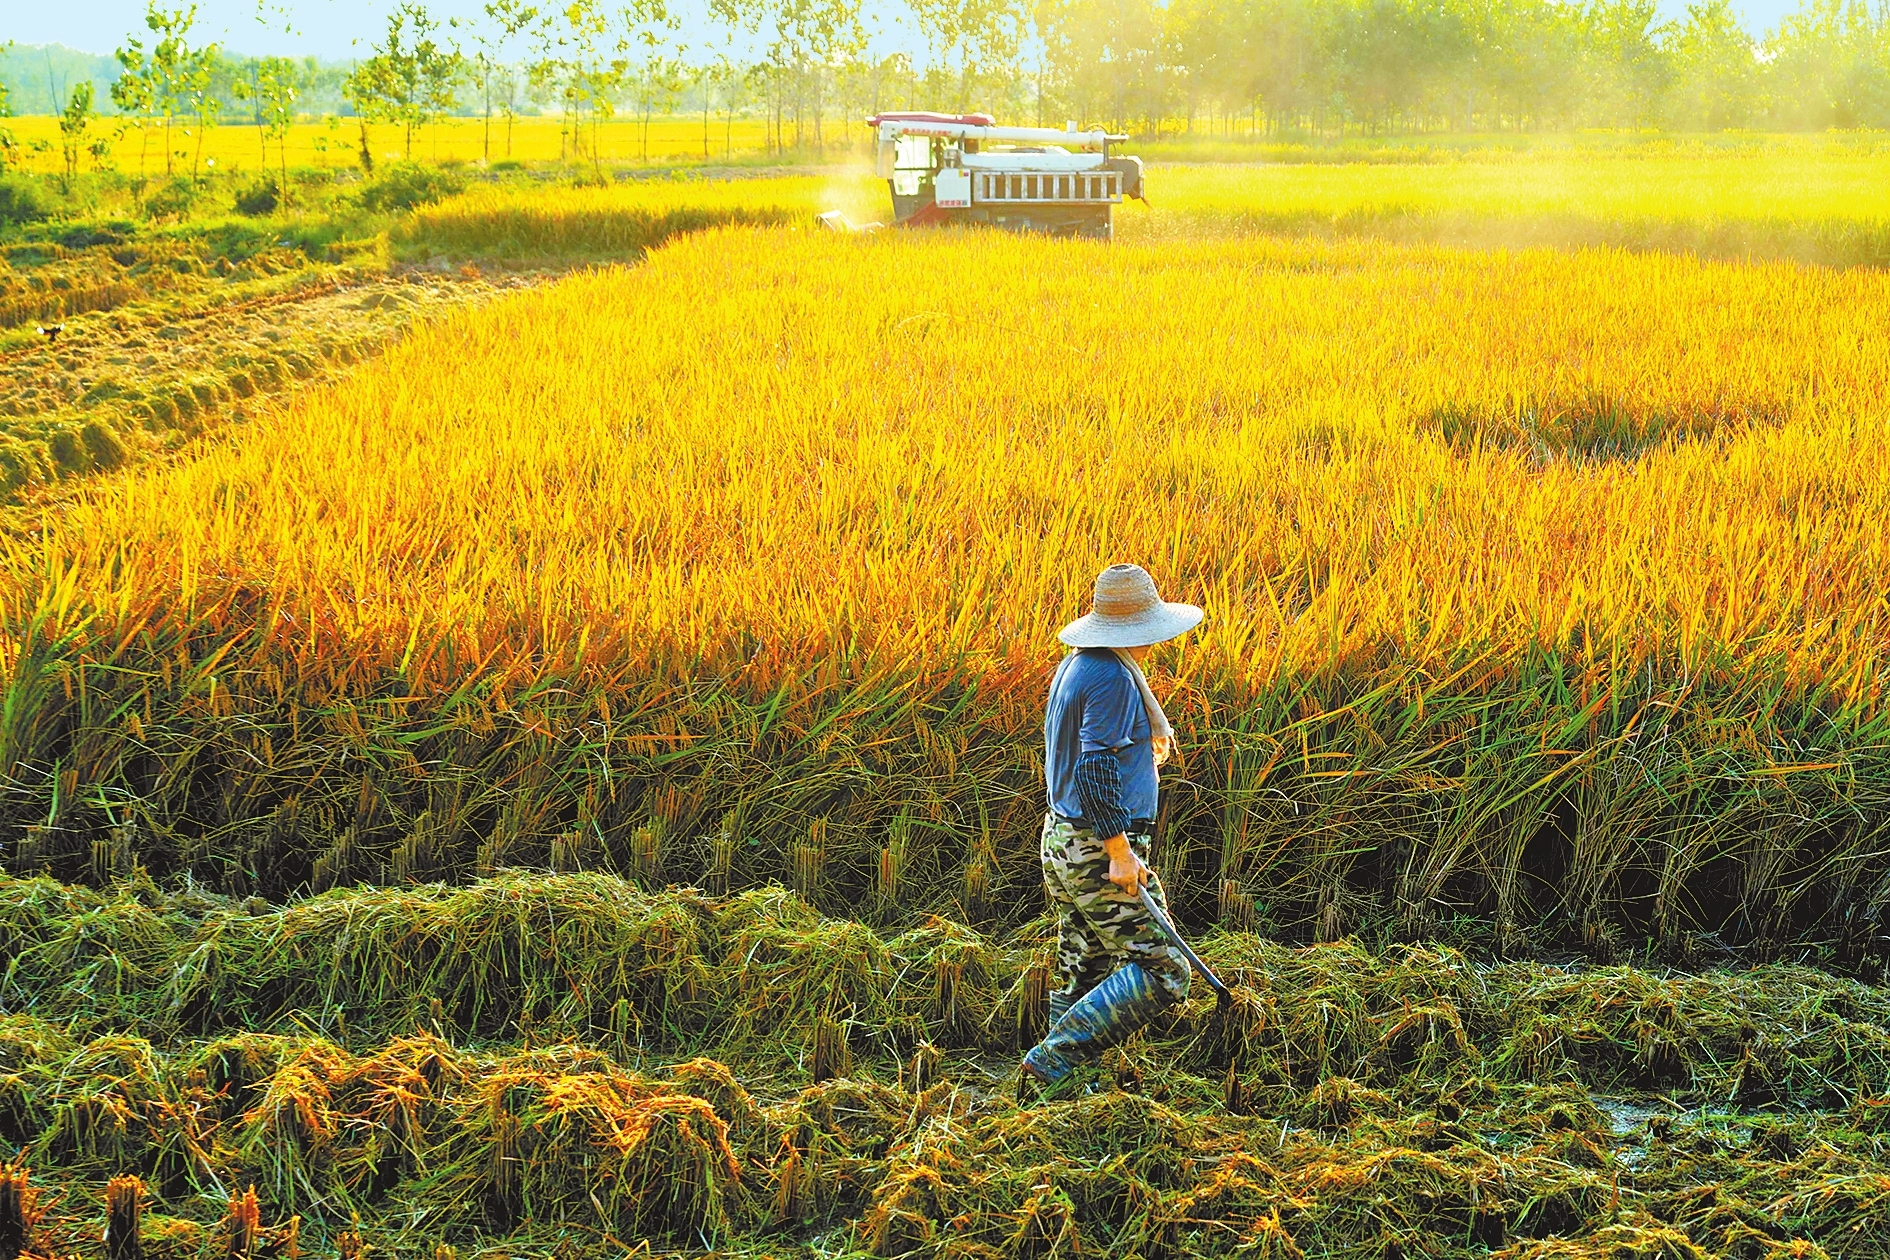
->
[1137, 147, 1890, 261]
[393, 149, 1890, 265]
[8, 212, 1890, 945]
[4, 113, 779, 174]
[6, 155, 1890, 1260]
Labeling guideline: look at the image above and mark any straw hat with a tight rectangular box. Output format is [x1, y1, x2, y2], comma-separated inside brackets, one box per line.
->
[1058, 564, 1203, 648]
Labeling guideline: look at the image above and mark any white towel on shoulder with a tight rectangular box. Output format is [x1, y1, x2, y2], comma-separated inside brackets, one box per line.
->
[1108, 647, 1176, 767]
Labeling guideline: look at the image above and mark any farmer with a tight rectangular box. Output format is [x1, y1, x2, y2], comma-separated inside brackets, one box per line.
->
[1022, 563, 1203, 1089]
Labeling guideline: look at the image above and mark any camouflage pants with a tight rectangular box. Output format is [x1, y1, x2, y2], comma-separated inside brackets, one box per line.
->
[1040, 814, 1192, 1013]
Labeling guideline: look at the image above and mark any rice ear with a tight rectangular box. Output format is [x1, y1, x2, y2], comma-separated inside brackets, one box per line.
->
[104, 1175, 143, 1260]
[0, 1164, 45, 1260]
[221, 1186, 260, 1260]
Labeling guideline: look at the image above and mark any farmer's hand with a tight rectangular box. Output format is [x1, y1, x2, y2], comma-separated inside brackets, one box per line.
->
[1103, 833, 1149, 898]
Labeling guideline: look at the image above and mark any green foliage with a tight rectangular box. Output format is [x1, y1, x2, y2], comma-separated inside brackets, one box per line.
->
[140, 175, 200, 221]
[0, 175, 49, 227]
[233, 179, 280, 217]
[893, 0, 1890, 135]
[57, 82, 94, 181]
[358, 160, 466, 213]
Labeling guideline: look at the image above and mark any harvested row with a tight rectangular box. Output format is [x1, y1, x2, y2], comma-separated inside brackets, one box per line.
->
[0, 1036, 1820, 1257]
[5, 1057, 1883, 1260]
[4, 230, 1890, 950]
[3, 871, 1887, 1106]
[0, 275, 501, 501]
[0, 236, 314, 332]
[1, 957, 1887, 1256]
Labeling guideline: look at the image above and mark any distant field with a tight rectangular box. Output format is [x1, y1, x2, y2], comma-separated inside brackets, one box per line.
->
[1131, 142, 1890, 262]
[3, 113, 782, 173]
[388, 144, 1890, 266]
[16, 117, 1890, 260]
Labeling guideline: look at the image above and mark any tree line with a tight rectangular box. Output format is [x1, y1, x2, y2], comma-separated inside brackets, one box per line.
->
[1138, 0, 1890, 134]
[6, 0, 1890, 178]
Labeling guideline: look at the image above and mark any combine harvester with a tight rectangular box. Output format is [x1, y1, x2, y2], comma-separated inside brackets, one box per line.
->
[821, 112, 1145, 240]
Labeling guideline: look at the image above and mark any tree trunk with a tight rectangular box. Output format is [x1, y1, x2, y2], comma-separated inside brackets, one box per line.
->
[254, 70, 267, 170]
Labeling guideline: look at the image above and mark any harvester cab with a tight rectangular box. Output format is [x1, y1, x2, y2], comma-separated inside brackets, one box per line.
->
[864, 112, 1143, 240]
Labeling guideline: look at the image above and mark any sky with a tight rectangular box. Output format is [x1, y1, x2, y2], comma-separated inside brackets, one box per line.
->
[6, 0, 1803, 62]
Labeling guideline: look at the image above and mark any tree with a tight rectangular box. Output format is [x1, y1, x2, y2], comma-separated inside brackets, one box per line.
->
[235, 1, 302, 194]
[1238, 0, 1323, 135]
[1662, 0, 1756, 128]
[1034, 0, 1165, 133]
[57, 81, 93, 182]
[347, 3, 466, 161]
[1478, 0, 1585, 130]
[634, 48, 689, 163]
[1766, 0, 1890, 129]
[526, 0, 626, 171]
[182, 43, 224, 178]
[236, 56, 299, 200]
[751, 0, 867, 149]
[576, 0, 629, 170]
[908, 0, 1027, 110]
[695, 56, 738, 157]
[1581, 0, 1670, 128]
[115, 4, 201, 178]
[110, 42, 157, 177]
[483, 0, 542, 160]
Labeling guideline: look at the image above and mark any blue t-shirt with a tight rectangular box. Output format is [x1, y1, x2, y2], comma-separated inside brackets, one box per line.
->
[1044, 649, 1159, 826]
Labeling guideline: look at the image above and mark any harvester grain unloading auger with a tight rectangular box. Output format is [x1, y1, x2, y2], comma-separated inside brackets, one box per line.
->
[819, 112, 1146, 240]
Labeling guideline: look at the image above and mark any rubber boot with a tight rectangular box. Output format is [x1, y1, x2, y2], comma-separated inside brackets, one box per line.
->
[1022, 962, 1174, 1086]
[1046, 965, 1113, 1032]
